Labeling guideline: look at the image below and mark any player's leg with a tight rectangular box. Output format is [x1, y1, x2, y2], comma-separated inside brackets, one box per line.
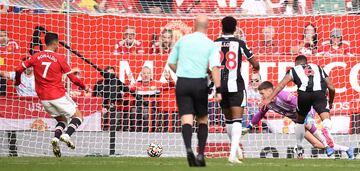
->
[332, 143, 354, 160]
[53, 94, 82, 149]
[304, 114, 330, 149]
[42, 100, 65, 157]
[227, 91, 246, 164]
[222, 107, 232, 141]
[304, 130, 325, 149]
[176, 77, 197, 167]
[181, 114, 195, 155]
[294, 91, 312, 158]
[312, 91, 335, 156]
[64, 108, 83, 137]
[222, 105, 243, 161]
[228, 106, 244, 163]
[193, 78, 210, 167]
[306, 112, 353, 159]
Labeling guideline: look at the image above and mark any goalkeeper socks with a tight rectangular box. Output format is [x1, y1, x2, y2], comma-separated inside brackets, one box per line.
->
[197, 123, 208, 155]
[66, 117, 82, 137]
[225, 120, 233, 141]
[230, 119, 242, 158]
[309, 124, 329, 147]
[333, 144, 349, 152]
[181, 124, 193, 151]
[295, 123, 305, 148]
[54, 121, 66, 139]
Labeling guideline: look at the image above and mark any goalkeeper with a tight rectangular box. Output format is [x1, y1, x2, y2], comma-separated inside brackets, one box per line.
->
[243, 81, 354, 159]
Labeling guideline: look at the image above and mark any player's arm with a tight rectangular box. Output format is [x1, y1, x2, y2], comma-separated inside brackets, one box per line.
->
[269, 74, 293, 101]
[247, 108, 269, 129]
[67, 73, 86, 90]
[248, 57, 260, 72]
[209, 44, 222, 102]
[242, 42, 260, 72]
[324, 77, 335, 109]
[59, 57, 87, 90]
[167, 38, 181, 73]
[261, 74, 293, 108]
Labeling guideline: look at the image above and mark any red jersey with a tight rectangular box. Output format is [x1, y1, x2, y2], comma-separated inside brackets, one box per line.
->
[16, 50, 85, 100]
[130, 80, 175, 96]
[114, 40, 144, 54]
[0, 40, 19, 53]
[318, 41, 351, 56]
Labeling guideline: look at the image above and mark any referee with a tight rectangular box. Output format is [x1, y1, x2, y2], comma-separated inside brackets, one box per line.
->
[168, 14, 222, 167]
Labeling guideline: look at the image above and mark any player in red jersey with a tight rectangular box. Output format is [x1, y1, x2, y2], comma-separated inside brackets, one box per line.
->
[15, 33, 88, 157]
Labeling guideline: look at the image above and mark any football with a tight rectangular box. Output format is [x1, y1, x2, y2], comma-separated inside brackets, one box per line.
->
[147, 143, 163, 157]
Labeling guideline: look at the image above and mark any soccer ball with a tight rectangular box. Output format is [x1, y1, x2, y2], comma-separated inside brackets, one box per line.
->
[147, 143, 163, 157]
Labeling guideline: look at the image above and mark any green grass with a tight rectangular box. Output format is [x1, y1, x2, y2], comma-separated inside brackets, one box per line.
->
[0, 157, 359, 171]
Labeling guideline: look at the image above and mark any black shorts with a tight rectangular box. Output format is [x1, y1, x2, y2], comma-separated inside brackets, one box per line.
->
[220, 90, 247, 108]
[297, 91, 330, 117]
[175, 77, 208, 117]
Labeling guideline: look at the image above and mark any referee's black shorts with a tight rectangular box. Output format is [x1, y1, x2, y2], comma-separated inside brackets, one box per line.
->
[297, 90, 330, 117]
[176, 77, 208, 117]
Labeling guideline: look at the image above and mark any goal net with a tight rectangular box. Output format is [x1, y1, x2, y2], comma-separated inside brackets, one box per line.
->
[0, 0, 359, 159]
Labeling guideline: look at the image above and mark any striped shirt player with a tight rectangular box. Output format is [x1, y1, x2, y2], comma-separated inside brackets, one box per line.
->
[215, 16, 259, 164]
[262, 55, 335, 118]
[286, 62, 330, 116]
[244, 81, 354, 159]
[214, 35, 255, 108]
[261, 55, 336, 157]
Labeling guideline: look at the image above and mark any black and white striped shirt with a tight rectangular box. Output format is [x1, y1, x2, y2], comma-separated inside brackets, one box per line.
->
[287, 63, 328, 92]
[214, 35, 254, 92]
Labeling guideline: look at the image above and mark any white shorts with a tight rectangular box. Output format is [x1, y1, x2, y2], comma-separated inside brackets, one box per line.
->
[42, 94, 77, 118]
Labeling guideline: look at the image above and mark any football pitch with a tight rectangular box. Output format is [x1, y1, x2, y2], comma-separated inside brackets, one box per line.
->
[0, 157, 359, 171]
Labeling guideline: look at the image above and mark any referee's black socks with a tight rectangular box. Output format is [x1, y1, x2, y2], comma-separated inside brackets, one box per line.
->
[197, 123, 208, 155]
[66, 117, 82, 137]
[182, 124, 193, 151]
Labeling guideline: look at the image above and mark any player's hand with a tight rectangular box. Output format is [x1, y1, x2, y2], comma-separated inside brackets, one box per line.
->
[214, 93, 222, 102]
[260, 98, 271, 110]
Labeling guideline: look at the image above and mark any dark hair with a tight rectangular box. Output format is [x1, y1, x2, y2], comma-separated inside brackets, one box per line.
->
[295, 55, 307, 63]
[104, 66, 115, 72]
[45, 32, 59, 46]
[302, 23, 318, 49]
[258, 81, 274, 91]
[221, 16, 237, 34]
